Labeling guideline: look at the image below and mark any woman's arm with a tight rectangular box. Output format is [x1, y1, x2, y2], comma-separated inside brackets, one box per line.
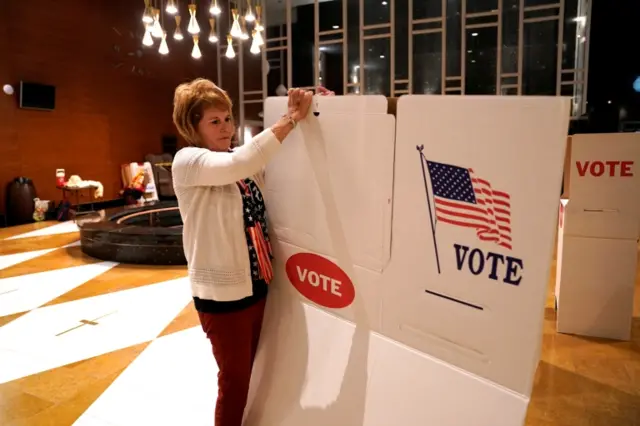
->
[173, 89, 314, 187]
[270, 114, 297, 142]
[173, 128, 283, 187]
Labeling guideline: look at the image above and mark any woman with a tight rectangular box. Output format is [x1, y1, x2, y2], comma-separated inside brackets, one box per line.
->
[171, 78, 333, 426]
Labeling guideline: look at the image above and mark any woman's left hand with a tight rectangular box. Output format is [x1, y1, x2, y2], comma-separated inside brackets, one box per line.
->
[316, 86, 335, 96]
[287, 88, 314, 122]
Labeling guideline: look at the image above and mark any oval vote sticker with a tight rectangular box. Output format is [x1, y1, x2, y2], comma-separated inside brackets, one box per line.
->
[285, 253, 355, 309]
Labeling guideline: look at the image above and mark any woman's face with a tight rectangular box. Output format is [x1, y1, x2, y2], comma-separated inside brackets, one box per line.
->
[197, 106, 234, 151]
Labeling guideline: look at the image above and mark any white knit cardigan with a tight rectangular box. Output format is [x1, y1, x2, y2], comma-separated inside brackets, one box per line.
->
[171, 129, 281, 302]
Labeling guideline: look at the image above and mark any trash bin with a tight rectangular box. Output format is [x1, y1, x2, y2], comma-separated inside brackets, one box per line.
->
[6, 177, 37, 225]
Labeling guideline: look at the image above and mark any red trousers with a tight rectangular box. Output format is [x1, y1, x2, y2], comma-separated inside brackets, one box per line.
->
[198, 298, 266, 426]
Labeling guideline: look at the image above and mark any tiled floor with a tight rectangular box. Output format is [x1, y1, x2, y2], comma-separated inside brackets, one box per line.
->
[0, 221, 638, 425]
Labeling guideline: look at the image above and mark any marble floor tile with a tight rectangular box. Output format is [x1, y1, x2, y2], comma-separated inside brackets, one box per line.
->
[6, 221, 79, 240]
[0, 262, 118, 317]
[0, 248, 58, 271]
[0, 277, 192, 384]
[74, 327, 217, 426]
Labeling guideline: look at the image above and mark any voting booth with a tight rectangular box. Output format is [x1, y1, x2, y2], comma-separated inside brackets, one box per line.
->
[247, 95, 570, 425]
[562, 136, 572, 198]
[555, 133, 640, 340]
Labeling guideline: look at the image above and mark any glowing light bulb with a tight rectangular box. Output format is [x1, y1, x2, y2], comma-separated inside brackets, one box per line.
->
[191, 35, 202, 59]
[188, 4, 201, 34]
[174, 16, 184, 40]
[166, 0, 178, 14]
[142, 0, 153, 23]
[152, 10, 164, 38]
[143, 10, 153, 23]
[159, 32, 169, 54]
[250, 31, 260, 54]
[209, 18, 219, 42]
[230, 9, 242, 38]
[244, 7, 255, 22]
[142, 27, 154, 46]
[225, 35, 236, 58]
[210, 1, 221, 15]
[253, 29, 264, 46]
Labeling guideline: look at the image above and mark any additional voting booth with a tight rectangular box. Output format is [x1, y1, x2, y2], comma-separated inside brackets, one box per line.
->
[247, 95, 570, 425]
[555, 133, 640, 340]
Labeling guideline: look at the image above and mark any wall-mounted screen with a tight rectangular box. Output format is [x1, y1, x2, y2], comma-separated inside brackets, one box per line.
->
[19, 81, 56, 111]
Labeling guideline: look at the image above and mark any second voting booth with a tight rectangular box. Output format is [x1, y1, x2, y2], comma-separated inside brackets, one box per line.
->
[245, 95, 570, 425]
[556, 132, 640, 340]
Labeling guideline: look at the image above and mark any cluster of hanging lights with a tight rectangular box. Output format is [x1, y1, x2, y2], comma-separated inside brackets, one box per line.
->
[141, 0, 265, 59]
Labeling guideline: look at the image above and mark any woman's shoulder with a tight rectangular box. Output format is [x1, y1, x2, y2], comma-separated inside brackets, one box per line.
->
[172, 146, 207, 168]
[174, 146, 204, 159]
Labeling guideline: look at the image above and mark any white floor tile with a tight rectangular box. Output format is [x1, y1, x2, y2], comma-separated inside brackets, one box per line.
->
[7, 221, 80, 240]
[0, 278, 192, 384]
[0, 262, 118, 317]
[0, 248, 58, 271]
[71, 415, 121, 426]
[74, 326, 217, 426]
[0, 347, 52, 382]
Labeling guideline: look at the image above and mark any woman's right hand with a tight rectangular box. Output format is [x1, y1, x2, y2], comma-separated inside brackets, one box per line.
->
[287, 88, 314, 122]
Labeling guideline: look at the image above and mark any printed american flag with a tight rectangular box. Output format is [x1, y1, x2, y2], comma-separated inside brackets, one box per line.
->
[426, 160, 512, 250]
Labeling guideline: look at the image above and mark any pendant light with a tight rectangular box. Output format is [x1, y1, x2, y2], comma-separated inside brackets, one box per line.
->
[210, 0, 221, 15]
[159, 32, 170, 54]
[244, 0, 255, 22]
[152, 9, 164, 38]
[188, 3, 201, 34]
[158, 1, 169, 53]
[174, 15, 184, 40]
[192, 35, 202, 59]
[230, 8, 242, 38]
[225, 34, 236, 58]
[142, 24, 154, 46]
[254, 5, 264, 31]
[142, 0, 154, 23]
[166, 0, 178, 14]
[250, 30, 260, 54]
[209, 18, 219, 42]
[240, 17, 249, 40]
[253, 27, 264, 46]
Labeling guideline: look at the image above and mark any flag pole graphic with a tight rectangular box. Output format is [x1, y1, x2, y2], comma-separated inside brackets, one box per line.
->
[417, 145, 441, 274]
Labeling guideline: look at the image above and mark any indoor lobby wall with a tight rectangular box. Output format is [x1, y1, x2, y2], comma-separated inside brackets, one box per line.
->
[0, 0, 224, 206]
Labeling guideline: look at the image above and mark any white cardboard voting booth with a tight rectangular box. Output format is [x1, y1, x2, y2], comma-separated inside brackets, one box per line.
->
[555, 133, 640, 340]
[247, 95, 570, 426]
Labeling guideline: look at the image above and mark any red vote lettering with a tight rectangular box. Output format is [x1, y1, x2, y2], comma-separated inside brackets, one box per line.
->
[575, 161, 634, 177]
[285, 252, 355, 309]
[621, 161, 634, 176]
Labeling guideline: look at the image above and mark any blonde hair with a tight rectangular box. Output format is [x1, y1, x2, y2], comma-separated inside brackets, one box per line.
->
[172, 78, 233, 146]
